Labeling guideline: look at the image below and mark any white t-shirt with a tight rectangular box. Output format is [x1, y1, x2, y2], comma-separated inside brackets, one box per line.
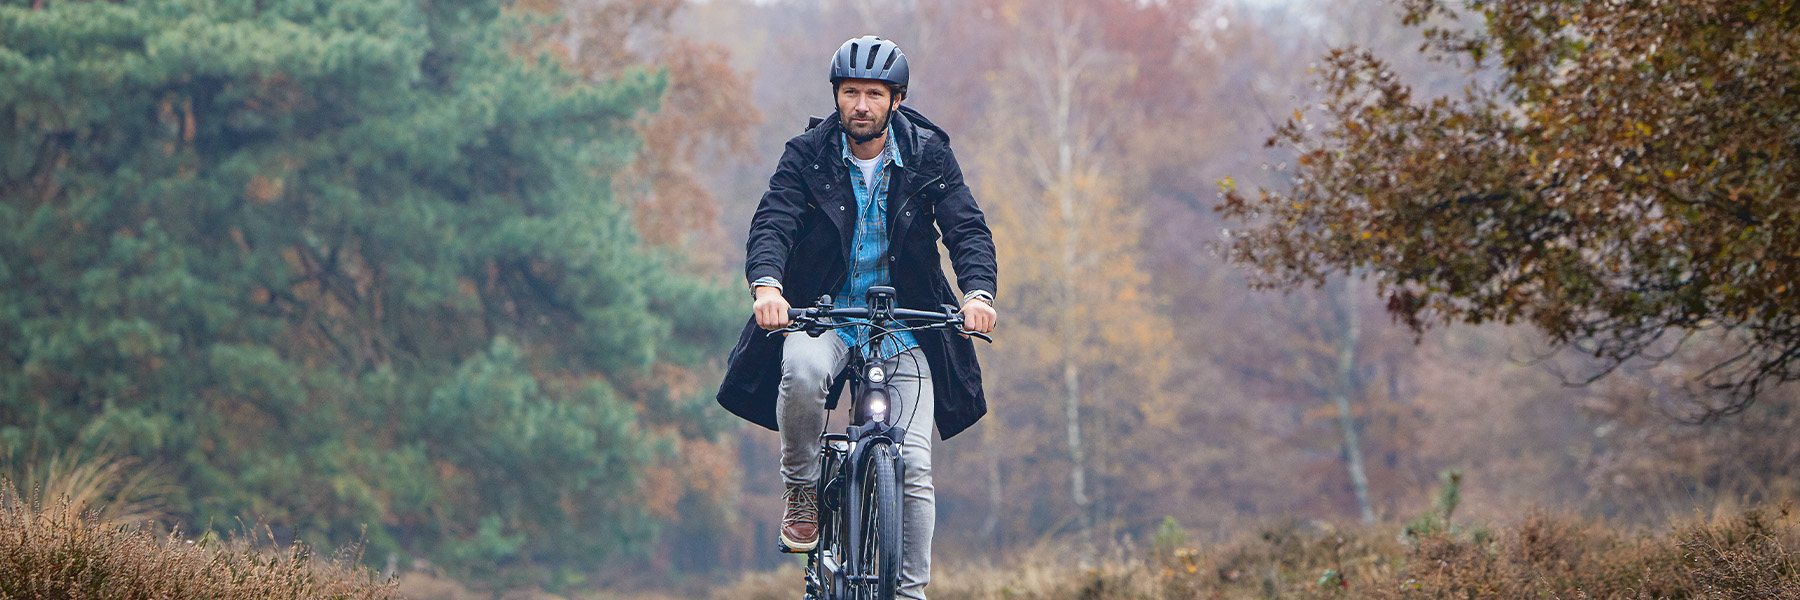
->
[850, 151, 881, 189]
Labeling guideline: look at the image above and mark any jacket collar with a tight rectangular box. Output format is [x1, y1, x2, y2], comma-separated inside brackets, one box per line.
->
[813, 106, 936, 169]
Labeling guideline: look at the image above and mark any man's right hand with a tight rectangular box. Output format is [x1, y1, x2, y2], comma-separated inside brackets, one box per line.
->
[753, 286, 792, 330]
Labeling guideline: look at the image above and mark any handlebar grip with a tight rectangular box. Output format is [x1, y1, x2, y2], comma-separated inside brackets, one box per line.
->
[786, 308, 809, 320]
[892, 307, 956, 320]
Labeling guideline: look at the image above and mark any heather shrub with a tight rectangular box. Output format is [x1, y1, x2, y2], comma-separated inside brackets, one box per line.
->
[914, 504, 1799, 600]
[1679, 506, 1800, 600]
[0, 484, 398, 599]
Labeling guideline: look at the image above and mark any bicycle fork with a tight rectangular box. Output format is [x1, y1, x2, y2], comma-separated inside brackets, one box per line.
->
[804, 424, 906, 600]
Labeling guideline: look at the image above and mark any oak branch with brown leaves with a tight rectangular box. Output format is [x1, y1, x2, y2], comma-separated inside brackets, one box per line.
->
[1219, 0, 1800, 419]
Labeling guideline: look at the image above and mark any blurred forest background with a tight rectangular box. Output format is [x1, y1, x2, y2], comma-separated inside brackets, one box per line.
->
[2, 0, 1796, 596]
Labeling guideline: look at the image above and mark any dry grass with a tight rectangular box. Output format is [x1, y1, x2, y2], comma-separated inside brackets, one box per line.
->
[722, 505, 1798, 600]
[396, 571, 596, 600]
[0, 482, 399, 599]
[700, 564, 811, 600]
[3, 452, 171, 528]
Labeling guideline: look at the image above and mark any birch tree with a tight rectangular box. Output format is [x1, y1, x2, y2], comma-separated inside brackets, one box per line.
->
[975, 0, 1177, 557]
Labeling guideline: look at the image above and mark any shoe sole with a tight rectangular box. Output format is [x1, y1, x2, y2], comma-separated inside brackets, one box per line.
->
[779, 532, 819, 553]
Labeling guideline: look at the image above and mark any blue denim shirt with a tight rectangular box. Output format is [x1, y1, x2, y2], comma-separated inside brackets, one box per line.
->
[832, 127, 918, 361]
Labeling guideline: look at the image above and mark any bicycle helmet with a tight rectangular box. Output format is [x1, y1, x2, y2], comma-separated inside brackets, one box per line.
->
[830, 36, 908, 91]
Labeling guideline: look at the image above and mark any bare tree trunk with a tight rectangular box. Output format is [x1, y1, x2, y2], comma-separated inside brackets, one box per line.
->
[1026, 4, 1096, 560]
[1330, 277, 1376, 526]
[980, 417, 1004, 553]
[1004, 2, 1103, 560]
[1062, 357, 1093, 556]
[1092, 386, 1112, 546]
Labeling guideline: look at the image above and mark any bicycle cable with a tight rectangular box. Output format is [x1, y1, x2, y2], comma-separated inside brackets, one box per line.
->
[781, 311, 978, 437]
[860, 320, 934, 436]
[898, 346, 925, 435]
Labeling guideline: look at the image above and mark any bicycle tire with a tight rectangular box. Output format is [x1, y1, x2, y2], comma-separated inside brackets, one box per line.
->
[857, 442, 903, 600]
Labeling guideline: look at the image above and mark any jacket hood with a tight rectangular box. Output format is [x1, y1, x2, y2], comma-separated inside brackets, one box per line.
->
[896, 105, 951, 146]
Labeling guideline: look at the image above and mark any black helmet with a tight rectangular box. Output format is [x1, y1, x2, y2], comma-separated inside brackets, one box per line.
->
[830, 36, 908, 90]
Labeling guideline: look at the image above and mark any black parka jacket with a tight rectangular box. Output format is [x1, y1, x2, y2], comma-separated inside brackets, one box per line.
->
[716, 106, 997, 440]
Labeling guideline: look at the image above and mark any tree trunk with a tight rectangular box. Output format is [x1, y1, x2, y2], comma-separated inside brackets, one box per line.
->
[980, 417, 1004, 553]
[1040, 7, 1095, 558]
[1063, 357, 1093, 557]
[1330, 277, 1376, 526]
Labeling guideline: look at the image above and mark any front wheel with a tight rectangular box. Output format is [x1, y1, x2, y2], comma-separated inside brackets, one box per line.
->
[857, 442, 903, 600]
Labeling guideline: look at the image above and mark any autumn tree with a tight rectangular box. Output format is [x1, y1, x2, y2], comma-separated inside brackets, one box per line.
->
[972, 0, 1186, 558]
[1219, 0, 1800, 419]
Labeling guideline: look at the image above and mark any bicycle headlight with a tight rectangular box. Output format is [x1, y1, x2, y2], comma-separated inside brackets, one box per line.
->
[867, 365, 885, 384]
[865, 388, 888, 419]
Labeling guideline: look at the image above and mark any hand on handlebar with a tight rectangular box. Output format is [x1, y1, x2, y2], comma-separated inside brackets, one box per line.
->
[960, 297, 996, 335]
[753, 287, 791, 330]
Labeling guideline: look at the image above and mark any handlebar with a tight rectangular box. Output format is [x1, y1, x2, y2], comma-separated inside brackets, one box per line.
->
[774, 305, 994, 343]
[785, 307, 959, 321]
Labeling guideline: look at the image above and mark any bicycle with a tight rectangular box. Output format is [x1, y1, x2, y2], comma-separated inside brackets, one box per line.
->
[770, 285, 992, 600]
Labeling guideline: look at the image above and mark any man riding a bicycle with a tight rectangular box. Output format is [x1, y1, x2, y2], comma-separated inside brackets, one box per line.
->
[716, 36, 997, 600]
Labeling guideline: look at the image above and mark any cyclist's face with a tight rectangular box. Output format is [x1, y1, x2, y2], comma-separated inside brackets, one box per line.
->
[836, 79, 898, 142]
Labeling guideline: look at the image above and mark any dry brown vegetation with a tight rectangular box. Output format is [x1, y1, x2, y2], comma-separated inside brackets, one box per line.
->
[0, 483, 398, 600]
[1000, 508, 1794, 600]
[697, 505, 1800, 600]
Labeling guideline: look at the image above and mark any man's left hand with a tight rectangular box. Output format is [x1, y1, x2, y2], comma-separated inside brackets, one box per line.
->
[961, 297, 996, 334]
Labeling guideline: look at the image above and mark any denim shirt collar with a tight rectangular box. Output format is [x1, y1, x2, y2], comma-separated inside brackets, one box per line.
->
[839, 123, 904, 170]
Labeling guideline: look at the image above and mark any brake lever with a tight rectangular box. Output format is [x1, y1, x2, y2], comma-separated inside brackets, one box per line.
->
[764, 317, 814, 337]
[940, 317, 994, 343]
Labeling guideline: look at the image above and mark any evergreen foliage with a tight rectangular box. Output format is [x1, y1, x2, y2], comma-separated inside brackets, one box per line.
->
[0, 0, 735, 586]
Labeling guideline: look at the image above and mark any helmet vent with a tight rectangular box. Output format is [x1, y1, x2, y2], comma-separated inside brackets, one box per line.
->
[849, 43, 860, 69]
[882, 51, 900, 72]
[866, 44, 883, 70]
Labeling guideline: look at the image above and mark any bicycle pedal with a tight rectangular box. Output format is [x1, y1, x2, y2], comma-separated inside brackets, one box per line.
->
[777, 540, 808, 554]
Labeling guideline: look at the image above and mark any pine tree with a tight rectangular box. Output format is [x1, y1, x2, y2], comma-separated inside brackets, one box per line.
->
[0, 0, 735, 586]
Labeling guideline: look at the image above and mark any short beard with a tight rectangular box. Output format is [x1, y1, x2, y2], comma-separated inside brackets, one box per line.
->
[841, 110, 890, 144]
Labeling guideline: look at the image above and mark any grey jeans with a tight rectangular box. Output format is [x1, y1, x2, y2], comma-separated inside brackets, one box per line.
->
[779, 332, 936, 600]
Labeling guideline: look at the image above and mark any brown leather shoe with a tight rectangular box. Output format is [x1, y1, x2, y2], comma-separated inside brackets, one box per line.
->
[779, 483, 819, 552]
